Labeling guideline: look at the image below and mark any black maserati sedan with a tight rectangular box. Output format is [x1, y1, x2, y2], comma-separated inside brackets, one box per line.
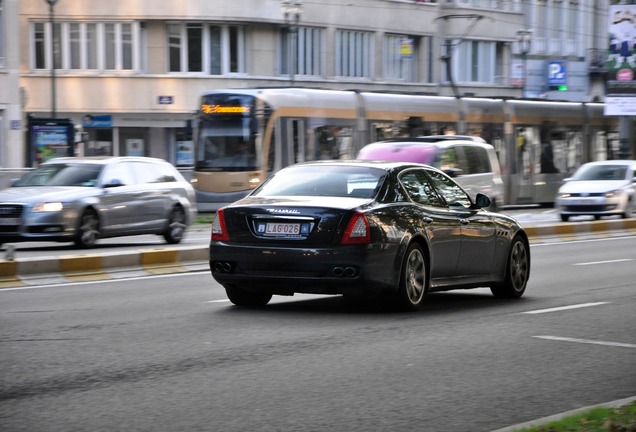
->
[209, 160, 530, 311]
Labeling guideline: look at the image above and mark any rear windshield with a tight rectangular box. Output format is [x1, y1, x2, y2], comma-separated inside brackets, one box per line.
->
[16, 164, 103, 187]
[254, 165, 386, 198]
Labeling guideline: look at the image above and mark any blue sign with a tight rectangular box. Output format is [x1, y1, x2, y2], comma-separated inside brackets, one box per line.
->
[82, 114, 112, 128]
[158, 96, 174, 104]
[547, 61, 567, 85]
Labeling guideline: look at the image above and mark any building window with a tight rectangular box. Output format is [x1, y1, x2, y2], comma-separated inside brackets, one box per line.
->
[383, 34, 418, 82]
[0, 0, 5, 68]
[538, 0, 548, 39]
[168, 23, 246, 75]
[31, 21, 143, 71]
[336, 30, 373, 78]
[281, 26, 323, 77]
[34, 22, 46, 70]
[568, 0, 579, 40]
[186, 23, 203, 72]
[446, 39, 498, 84]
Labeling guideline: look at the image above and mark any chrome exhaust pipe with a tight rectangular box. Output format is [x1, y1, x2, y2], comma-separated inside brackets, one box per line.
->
[214, 262, 224, 272]
[344, 267, 357, 277]
[332, 267, 344, 277]
[223, 262, 232, 272]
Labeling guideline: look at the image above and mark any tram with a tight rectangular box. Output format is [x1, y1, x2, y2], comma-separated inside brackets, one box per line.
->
[192, 88, 619, 211]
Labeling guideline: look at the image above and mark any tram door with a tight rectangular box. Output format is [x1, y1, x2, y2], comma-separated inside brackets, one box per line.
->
[513, 127, 536, 204]
[514, 126, 581, 205]
[280, 118, 306, 167]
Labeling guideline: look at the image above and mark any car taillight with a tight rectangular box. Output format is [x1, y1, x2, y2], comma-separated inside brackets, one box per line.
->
[211, 209, 229, 241]
[341, 212, 370, 244]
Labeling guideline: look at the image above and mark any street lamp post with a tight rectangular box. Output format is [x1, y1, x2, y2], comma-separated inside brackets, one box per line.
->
[46, 0, 59, 118]
[517, 29, 532, 98]
[280, 0, 303, 86]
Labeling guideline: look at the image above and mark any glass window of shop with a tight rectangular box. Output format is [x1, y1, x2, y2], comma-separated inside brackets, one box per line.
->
[85, 129, 113, 156]
[119, 128, 148, 157]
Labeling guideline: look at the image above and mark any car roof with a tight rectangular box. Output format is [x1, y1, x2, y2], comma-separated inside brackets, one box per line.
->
[41, 156, 168, 165]
[580, 160, 636, 166]
[361, 137, 493, 151]
[286, 159, 435, 171]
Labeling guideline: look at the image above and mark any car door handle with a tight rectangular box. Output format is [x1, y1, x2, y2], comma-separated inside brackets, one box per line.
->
[423, 216, 433, 223]
[459, 218, 469, 225]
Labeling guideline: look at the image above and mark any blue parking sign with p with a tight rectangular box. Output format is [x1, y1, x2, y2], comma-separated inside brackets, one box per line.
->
[548, 62, 566, 85]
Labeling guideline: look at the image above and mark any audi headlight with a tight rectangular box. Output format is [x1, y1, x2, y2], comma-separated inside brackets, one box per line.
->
[33, 202, 64, 212]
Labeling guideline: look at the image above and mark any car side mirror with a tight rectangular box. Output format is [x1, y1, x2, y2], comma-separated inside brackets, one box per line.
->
[9, 178, 21, 187]
[475, 193, 491, 209]
[103, 179, 125, 188]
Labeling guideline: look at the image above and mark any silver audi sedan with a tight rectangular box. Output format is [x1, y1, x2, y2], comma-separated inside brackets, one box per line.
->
[0, 156, 197, 248]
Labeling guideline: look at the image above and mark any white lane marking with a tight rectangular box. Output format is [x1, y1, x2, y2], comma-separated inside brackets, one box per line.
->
[534, 335, 636, 349]
[522, 302, 609, 314]
[205, 299, 231, 303]
[0, 270, 211, 292]
[530, 235, 636, 247]
[574, 258, 634, 266]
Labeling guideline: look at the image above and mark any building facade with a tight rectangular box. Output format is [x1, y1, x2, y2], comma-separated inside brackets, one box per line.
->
[0, 0, 22, 170]
[3, 0, 611, 169]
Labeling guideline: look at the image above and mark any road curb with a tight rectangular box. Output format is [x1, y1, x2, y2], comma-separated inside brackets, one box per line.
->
[0, 245, 209, 288]
[524, 218, 636, 238]
[489, 396, 636, 432]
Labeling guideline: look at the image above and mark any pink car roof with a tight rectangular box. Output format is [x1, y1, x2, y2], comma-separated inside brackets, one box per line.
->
[357, 143, 438, 165]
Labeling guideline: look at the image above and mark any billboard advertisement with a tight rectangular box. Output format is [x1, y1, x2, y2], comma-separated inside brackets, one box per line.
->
[606, 4, 636, 115]
[28, 117, 75, 166]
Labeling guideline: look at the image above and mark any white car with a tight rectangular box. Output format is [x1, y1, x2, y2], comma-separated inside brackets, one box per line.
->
[556, 160, 636, 222]
[356, 136, 504, 211]
[0, 156, 197, 248]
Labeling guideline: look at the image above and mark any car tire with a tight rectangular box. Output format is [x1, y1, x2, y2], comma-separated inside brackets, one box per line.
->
[74, 209, 100, 248]
[490, 235, 530, 298]
[560, 214, 569, 222]
[224, 284, 272, 307]
[394, 243, 428, 311]
[163, 205, 186, 244]
[621, 198, 633, 219]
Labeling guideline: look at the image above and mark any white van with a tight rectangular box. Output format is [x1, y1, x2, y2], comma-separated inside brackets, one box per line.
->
[357, 136, 505, 211]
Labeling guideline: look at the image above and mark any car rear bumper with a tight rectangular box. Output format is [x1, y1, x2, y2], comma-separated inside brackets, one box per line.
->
[209, 242, 397, 296]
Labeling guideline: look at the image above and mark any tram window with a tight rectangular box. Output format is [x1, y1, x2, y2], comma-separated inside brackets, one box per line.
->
[312, 126, 354, 160]
[315, 126, 338, 160]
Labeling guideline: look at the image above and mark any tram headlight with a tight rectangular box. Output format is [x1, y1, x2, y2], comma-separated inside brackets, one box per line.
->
[249, 175, 261, 188]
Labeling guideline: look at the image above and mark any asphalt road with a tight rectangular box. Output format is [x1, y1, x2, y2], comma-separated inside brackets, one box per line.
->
[0, 206, 581, 260]
[1, 235, 634, 432]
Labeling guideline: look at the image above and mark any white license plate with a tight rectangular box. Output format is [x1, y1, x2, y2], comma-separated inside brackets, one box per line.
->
[570, 198, 598, 205]
[265, 222, 300, 235]
[0, 218, 19, 225]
